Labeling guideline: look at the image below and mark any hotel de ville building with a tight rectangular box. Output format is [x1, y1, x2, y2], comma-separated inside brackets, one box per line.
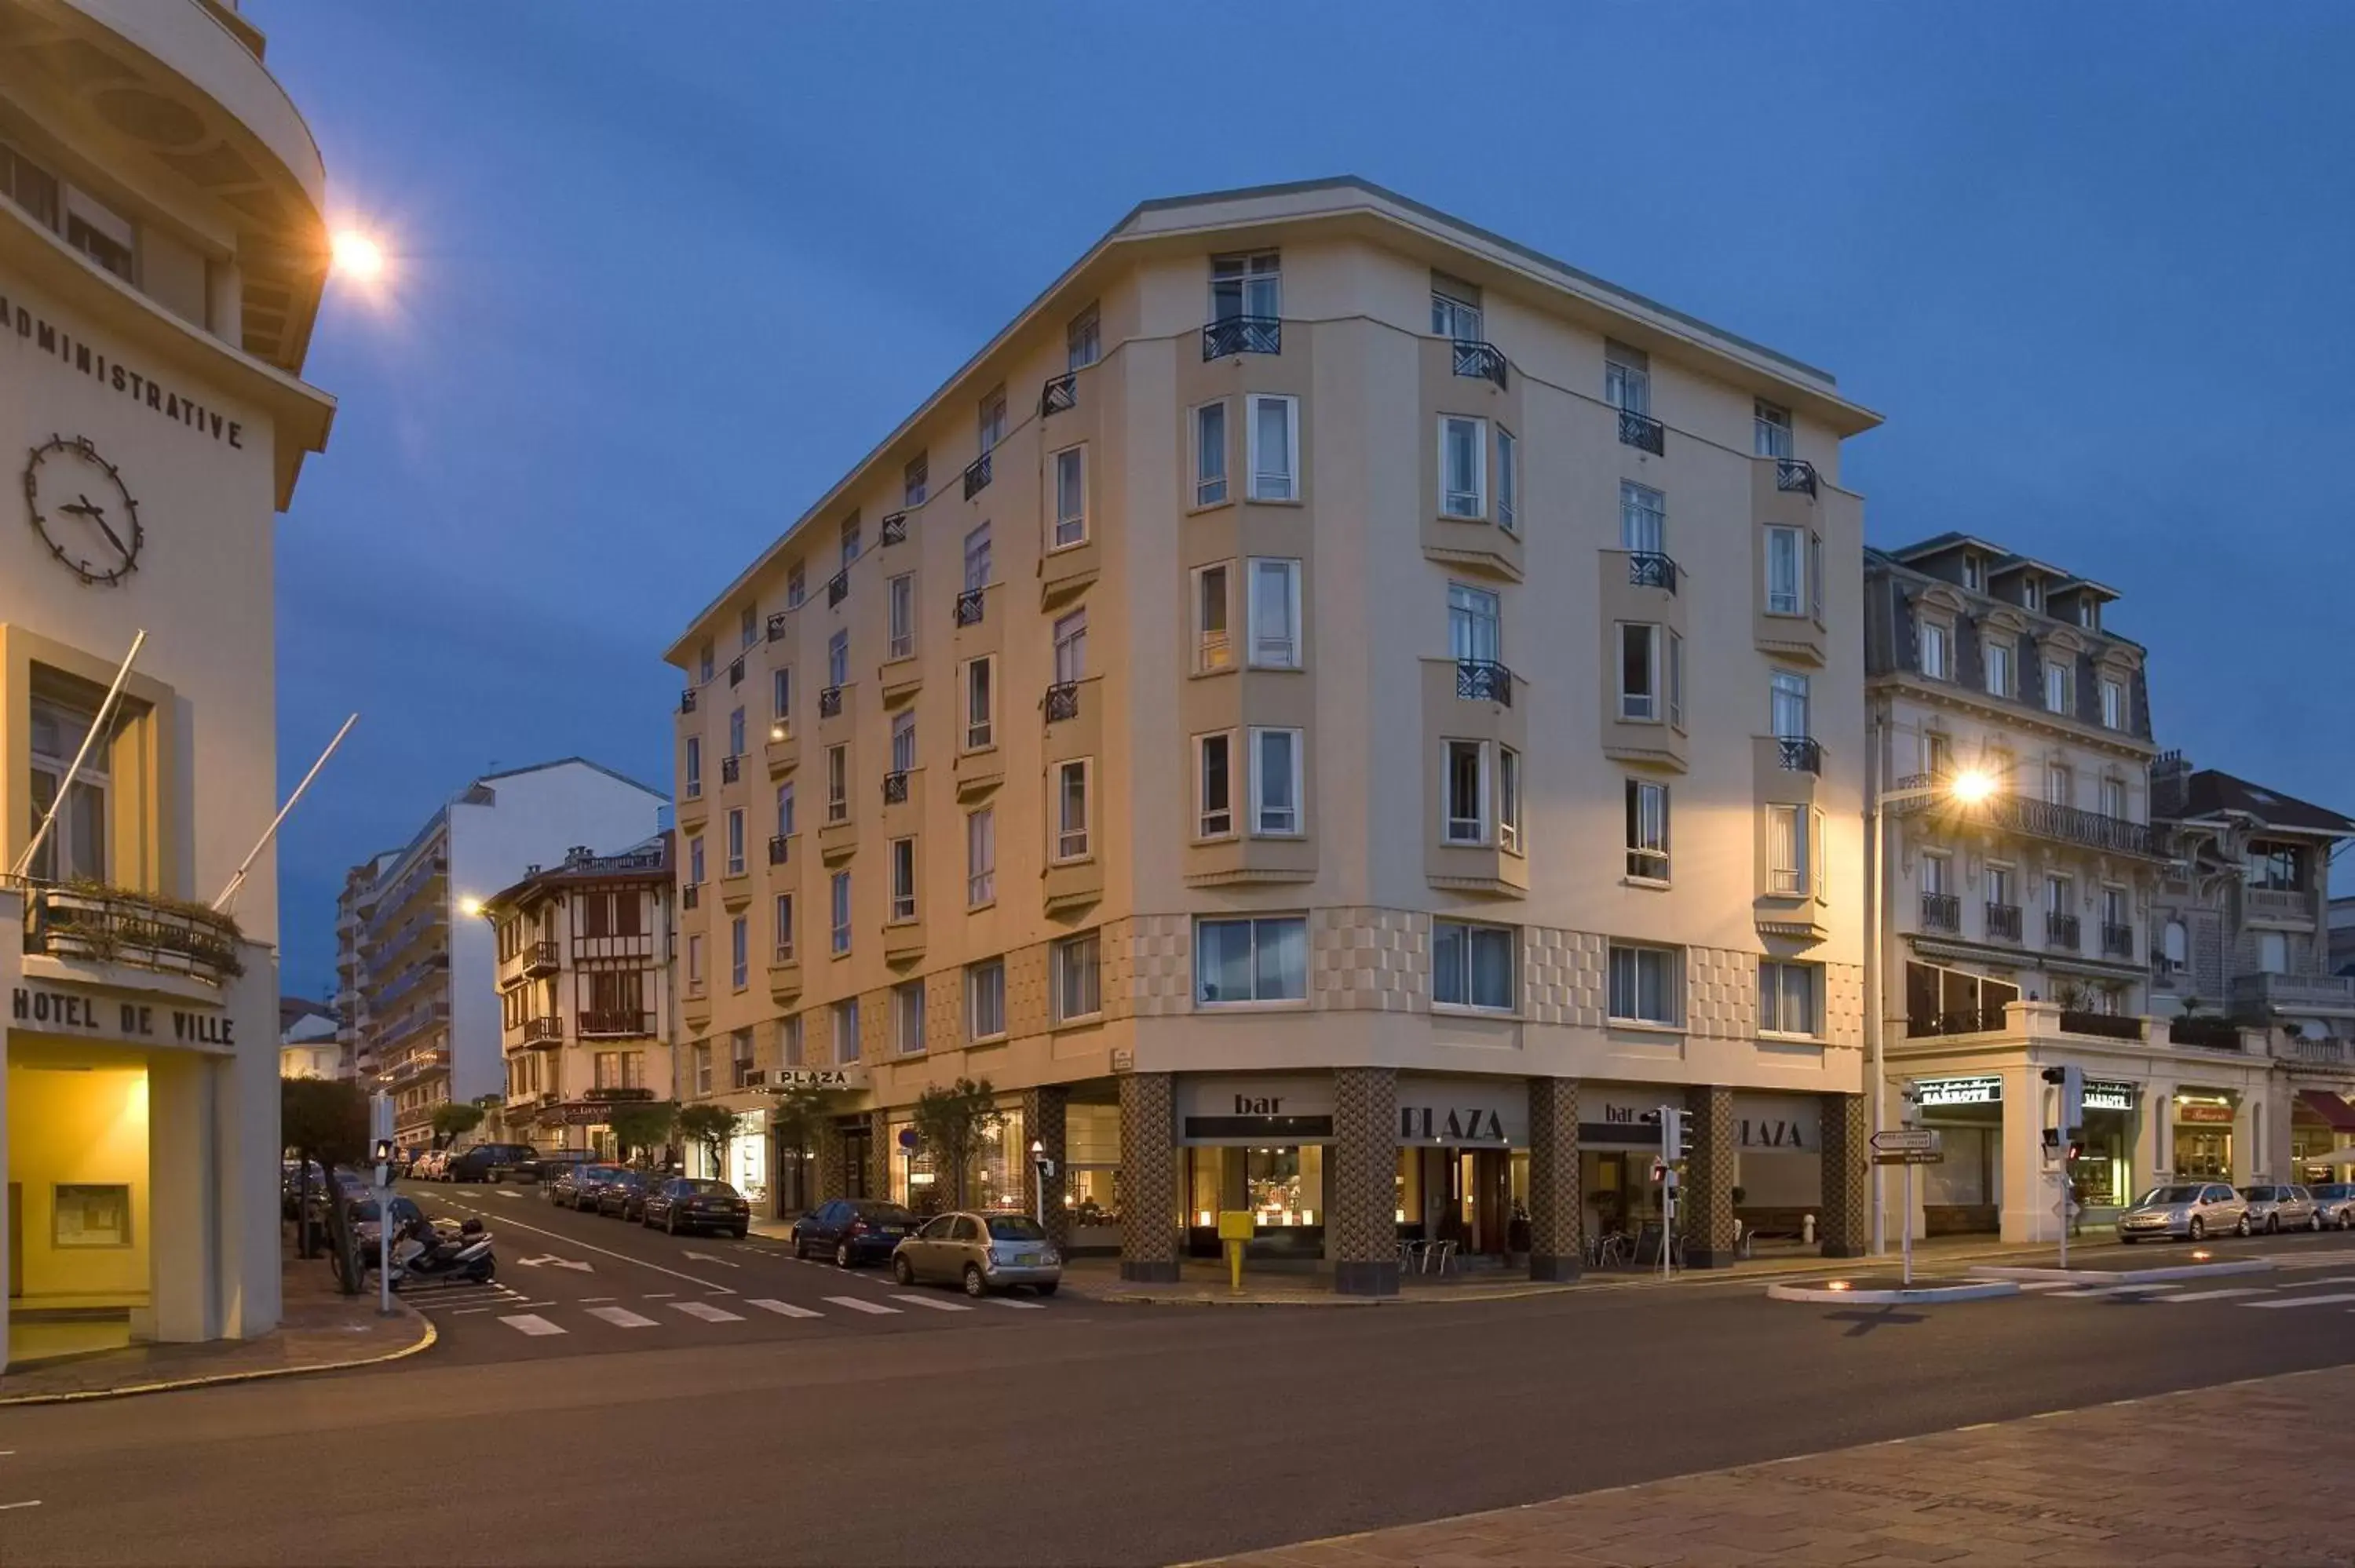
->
[0, 0, 333, 1364]
[665, 179, 1880, 1292]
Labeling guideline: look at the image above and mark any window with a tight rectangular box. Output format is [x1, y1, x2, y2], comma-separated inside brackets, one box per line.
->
[1444, 740, 1489, 844]
[969, 959, 1007, 1041]
[1754, 400, 1794, 459]
[693, 1043, 713, 1097]
[1433, 920, 1515, 1010]
[887, 573, 915, 660]
[1920, 621, 1951, 680]
[978, 385, 1006, 453]
[1430, 276, 1482, 341]
[1603, 341, 1649, 414]
[721, 707, 743, 761]
[1608, 943, 1678, 1025]
[963, 522, 992, 591]
[1810, 532, 1824, 622]
[2079, 599, 2098, 630]
[2044, 762, 2072, 807]
[1054, 759, 1092, 861]
[2245, 841, 2304, 892]
[739, 604, 758, 650]
[2099, 775, 2127, 820]
[1626, 779, 1670, 881]
[1617, 624, 1659, 721]
[2258, 931, 2288, 975]
[1619, 481, 1665, 554]
[840, 515, 861, 567]
[1054, 932, 1102, 1023]
[1922, 851, 1951, 896]
[2101, 676, 2127, 731]
[1765, 526, 1803, 615]
[1440, 415, 1485, 518]
[2043, 658, 2071, 715]
[889, 837, 916, 922]
[1767, 803, 1810, 895]
[1759, 961, 1817, 1036]
[771, 667, 791, 724]
[1067, 304, 1101, 370]
[787, 563, 806, 608]
[1251, 727, 1303, 836]
[825, 744, 848, 822]
[1984, 638, 2014, 698]
[834, 997, 860, 1064]
[1499, 746, 1522, 855]
[1211, 250, 1280, 319]
[1053, 447, 1086, 548]
[2, 144, 60, 229]
[1196, 731, 1234, 838]
[2023, 575, 2042, 613]
[1448, 582, 1501, 663]
[1495, 426, 1518, 532]
[699, 640, 716, 683]
[773, 894, 794, 962]
[826, 629, 849, 688]
[63, 188, 132, 280]
[2101, 884, 2129, 932]
[1193, 400, 1229, 507]
[2045, 873, 2072, 916]
[1192, 563, 1233, 673]
[830, 870, 852, 956]
[905, 453, 929, 507]
[1669, 632, 1685, 730]
[688, 834, 706, 885]
[1962, 553, 1984, 592]
[684, 736, 703, 800]
[31, 702, 114, 881]
[2161, 918, 2187, 971]
[730, 916, 749, 990]
[1771, 670, 1811, 740]
[1988, 863, 2016, 910]
[963, 656, 995, 749]
[1195, 916, 1308, 1004]
[966, 808, 995, 906]
[1922, 729, 1953, 779]
[1053, 608, 1087, 683]
[725, 808, 746, 877]
[1247, 557, 1302, 668]
[894, 980, 926, 1055]
[1247, 394, 1298, 501]
[890, 709, 915, 774]
[686, 933, 705, 991]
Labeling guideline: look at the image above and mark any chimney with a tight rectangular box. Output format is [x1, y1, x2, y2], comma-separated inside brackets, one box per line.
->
[2151, 749, 2192, 819]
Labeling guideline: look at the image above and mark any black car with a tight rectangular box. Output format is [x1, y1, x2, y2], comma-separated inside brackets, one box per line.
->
[593, 1169, 648, 1220]
[549, 1163, 625, 1210]
[513, 1148, 597, 1185]
[348, 1194, 427, 1250]
[792, 1198, 919, 1267]
[446, 1143, 535, 1184]
[643, 1178, 750, 1238]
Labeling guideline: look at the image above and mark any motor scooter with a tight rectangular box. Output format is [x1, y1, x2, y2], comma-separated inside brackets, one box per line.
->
[375, 1215, 496, 1286]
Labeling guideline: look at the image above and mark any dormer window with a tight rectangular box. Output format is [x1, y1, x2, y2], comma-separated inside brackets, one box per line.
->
[1962, 554, 1984, 592]
[2078, 599, 2097, 629]
[2022, 575, 2042, 613]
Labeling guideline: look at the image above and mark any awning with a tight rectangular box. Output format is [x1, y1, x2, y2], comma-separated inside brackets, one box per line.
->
[2298, 1090, 2355, 1133]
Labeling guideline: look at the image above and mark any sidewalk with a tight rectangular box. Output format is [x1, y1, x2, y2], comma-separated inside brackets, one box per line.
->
[1203, 1362, 2355, 1566]
[0, 1245, 433, 1405]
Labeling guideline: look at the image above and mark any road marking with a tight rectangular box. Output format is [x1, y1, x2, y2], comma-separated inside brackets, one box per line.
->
[428, 1204, 738, 1294]
[2050, 1282, 2183, 1298]
[517, 1255, 593, 1272]
[670, 1300, 744, 1324]
[499, 1315, 567, 1336]
[2276, 1274, 2355, 1286]
[889, 1293, 973, 1312]
[451, 1307, 493, 1316]
[580, 1296, 616, 1304]
[984, 1296, 1046, 1310]
[746, 1298, 822, 1318]
[681, 1251, 741, 1267]
[823, 1295, 901, 1315]
[641, 1292, 677, 1299]
[0, 1501, 40, 1512]
[496, 1189, 523, 1197]
[2160, 1288, 2271, 1303]
[2246, 1292, 2355, 1310]
[2015, 1280, 2078, 1291]
[586, 1306, 659, 1329]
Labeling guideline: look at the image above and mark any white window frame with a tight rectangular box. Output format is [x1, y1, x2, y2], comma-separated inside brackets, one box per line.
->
[1617, 623, 1659, 722]
[978, 385, 1006, 453]
[2099, 775, 2127, 820]
[1246, 556, 1302, 669]
[1210, 250, 1281, 320]
[1442, 738, 1490, 845]
[786, 564, 806, 608]
[963, 520, 991, 591]
[905, 453, 929, 507]
[1921, 619, 1952, 681]
[1771, 669, 1812, 740]
[1245, 393, 1298, 502]
[1192, 562, 1234, 673]
[2045, 762, 2072, 807]
[894, 979, 926, 1055]
[1066, 304, 1100, 371]
[1765, 525, 1802, 616]
[1495, 425, 1518, 533]
[1439, 414, 1486, 519]
[731, 915, 749, 990]
[840, 516, 860, 567]
[1753, 400, 1794, 459]
[887, 572, 916, 661]
[772, 666, 791, 725]
[1054, 932, 1102, 1023]
[1196, 731, 1236, 840]
[834, 997, 860, 1064]
[1626, 779, 1669, 882]
[1767, 803, 1809, 896]
[825, 743, 848, 823]
[1604, 344, 1650, 415]
[889, 837, 916, 923]
[1448, 582, 1501, 663]
[1430, 281, 1482, 341]
[684, 735, 703, 800]
[1433, 918, 1517, 1012]
[1053, 608, 1087, 684]
[1499, 746, 1522, 855]
[827, 628, 849, 687]
[1053, 758, 1093, 862]
[966, 807, 995, 908]
[1193, 399, 1229, 508]
[725, 808, 746, 877]
[688, 833, 706, 885]
[891, 709, 916, 775]
[1192, 915, 1309, 1005]
[1758, 959, 1818, 1037]
[1051, 445, 1087, 549]
[829, 870, 852, 957]
[773, 893, 794, 962]
[1619, 480, 1665, 554]
[1984, 638, 2014, 698]
[1606, 942, 1679, 1026]
[739, 604, 758, 651]
[968, 959, 1007, 1042]
[962, 655, 995, 752]
[2044, 658, 2070, 714]
[1250, 727, 1304, 837]
[2101, 676, 2127, 731]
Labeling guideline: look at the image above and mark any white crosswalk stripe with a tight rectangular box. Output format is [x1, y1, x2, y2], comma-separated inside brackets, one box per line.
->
[984, 1296, 1046, 1309]
[500, 1315, 566, 1336]
[746, 1298, 822, 1318]
[2159, 1288, 2270, 1303]
[889, 1293, 973, 1312]
[2048, 1282, 2182, 1299]
[824, 1295, 901, 1315]
[2245, 1291, 2355, 1310]
[585, 1305, 659, 1329]
[670, 1300, 744, 1323]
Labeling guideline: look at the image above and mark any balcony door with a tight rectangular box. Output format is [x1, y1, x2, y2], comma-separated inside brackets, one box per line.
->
[28, 698, 108, 883]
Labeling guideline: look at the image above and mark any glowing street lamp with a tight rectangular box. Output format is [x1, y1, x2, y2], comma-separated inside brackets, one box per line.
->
[458, 895, 484, 919]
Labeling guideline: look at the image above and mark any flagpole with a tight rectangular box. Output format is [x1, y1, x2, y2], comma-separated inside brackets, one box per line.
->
[213, 713, 359, 913]
[13, 629, 146, 881]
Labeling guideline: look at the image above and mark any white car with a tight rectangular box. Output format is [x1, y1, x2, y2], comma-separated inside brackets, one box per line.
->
[2118, 1183, 2250, 1242]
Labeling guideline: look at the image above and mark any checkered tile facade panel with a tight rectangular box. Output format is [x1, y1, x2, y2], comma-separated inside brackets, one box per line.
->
[1328, 1067, 1398, 1264]
[1524, 928, 1608, 1026]
[1124, 913, 1192, 1017]
[1825, 963, 1864, 1049]
[1312, 907, 1426, 1012]
[1118, 1072, 1178, 1270]
[1685, 949, 1756, 1040]
[1818, 1092, 1871, 1255]
[867, 1109, 891, 1198]
[1527, 1077, 1581, 1257]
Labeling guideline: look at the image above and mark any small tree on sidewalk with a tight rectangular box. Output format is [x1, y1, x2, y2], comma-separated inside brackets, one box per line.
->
[430, 1099, 487, 1150]
[769, 1086, 849, 1210]
[607, 1100, 678, 1165]
[677, 1102, 738, 1181]
[911, 1077, 1000, 1210]
[281, 1076, 367, 1285]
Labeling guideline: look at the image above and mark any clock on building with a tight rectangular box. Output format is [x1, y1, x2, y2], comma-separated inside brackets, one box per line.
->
[24, 433, 143, 585]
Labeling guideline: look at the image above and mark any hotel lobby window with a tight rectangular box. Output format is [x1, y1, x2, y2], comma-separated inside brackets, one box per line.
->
[30, 698, 108, 881]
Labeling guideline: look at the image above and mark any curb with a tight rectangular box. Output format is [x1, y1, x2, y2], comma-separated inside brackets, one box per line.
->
[1767, 1279, 2020, 1304]
[1968, 1260, 2274, 1285]
[0, 1311, 437, 1406]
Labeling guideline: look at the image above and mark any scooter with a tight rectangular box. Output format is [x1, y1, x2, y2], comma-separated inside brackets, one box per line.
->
[376, 1215, 497, 1287]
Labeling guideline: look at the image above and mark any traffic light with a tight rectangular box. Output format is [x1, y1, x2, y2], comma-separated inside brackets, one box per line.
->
[1660, 1107, 1693, 1162]
[2041, 1065, 2085, 1136]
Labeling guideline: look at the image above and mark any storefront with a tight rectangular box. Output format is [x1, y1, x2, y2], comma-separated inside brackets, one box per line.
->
[1061, 1099, 1122, 1253]
[725, 1111, 768, 1211]
[2171, 1094, 2236, 1179]
[884, 1100, 1027, 1216]
[2076, 1079, 2138, 1215]
[2292, 1090, 2355, 1182]
[1578, 1087, 1686, 1242]
[1394, 1076, 1530, 1258]
[1912, 1073, 2004, 1234]
[1732, 1092, 1822, 1228]
[1178, 1074, 1331, 1259]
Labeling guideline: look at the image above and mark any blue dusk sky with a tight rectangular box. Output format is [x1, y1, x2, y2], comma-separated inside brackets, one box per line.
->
[257, 2, 2355, 996]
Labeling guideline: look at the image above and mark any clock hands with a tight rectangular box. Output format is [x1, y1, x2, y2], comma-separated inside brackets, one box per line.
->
[60, 492, 133, 560]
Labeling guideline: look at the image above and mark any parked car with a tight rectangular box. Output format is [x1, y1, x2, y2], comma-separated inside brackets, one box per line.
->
[791, 1199, 920, 1267]
[549, 1163, 626, 1210]
[446, 1143, 535, 1184]
[2309, 1183, 2355, 1229]
[407, 1149, 446, 1182]
[2118, 1183, 2251, 1242]
[2240, 1184, 2321, 1233]
[348, 1194, 427, 1251]
[890, 1210, 1061, 1297]
[280, 1160, 325, 1218]
[593, 1169, 648, 1220]
[641, 1178, 750, 1238]
[512, 1149, 597, 1185]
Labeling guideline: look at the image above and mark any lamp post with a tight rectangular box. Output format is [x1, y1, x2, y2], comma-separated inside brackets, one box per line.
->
[1029, 1140, 1046, 1230]
[1865, 762, 1992, 1256]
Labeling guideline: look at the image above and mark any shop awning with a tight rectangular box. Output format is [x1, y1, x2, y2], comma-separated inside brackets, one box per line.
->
[2298, 1090, 2355, 1133]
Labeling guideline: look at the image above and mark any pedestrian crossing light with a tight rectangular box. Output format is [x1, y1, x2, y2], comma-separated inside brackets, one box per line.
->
[1660, 1107, 1692, 1163]
[2040, 1065, 2085, 1136]
[372, 1138, 395, 1165]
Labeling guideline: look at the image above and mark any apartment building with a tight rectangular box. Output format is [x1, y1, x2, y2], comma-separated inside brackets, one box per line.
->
[346, 760, 665, 1148]
[481, 837, 679, 1159]
[2, 0, 335, 1366]
[334, 850, 395, 1078]
[664, 178, 1881, 1292]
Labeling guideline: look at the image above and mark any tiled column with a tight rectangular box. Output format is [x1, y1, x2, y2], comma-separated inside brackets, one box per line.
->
[1527, 1077, 1582, 1281]
[1684, 1085, 1739, 1267]
[1021, 1085, 1071, 1252]
[814, 1118, 848, 1204]
[1118, 1072, 1180, 1282]
[867, 1109, 891, 1200]
[1817, 1091, 1871, 1258]
[1330, 1067, 1400, 1296]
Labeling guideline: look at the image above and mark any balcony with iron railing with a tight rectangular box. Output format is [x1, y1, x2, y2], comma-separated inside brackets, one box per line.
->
[579, 1010, 655, 1040]
[880, 511, 909, 549]
[882, 771, 909, 806]
[518, 1016, 563, 1048]
[1985, 902, 2024, 942]
[1450, 339, 1507, 390]
[1203, 315, 1281, 359]
[955, 588, 985, 628]
[1775, 737, 1822, 775]
[1920, 892, 1961, 933]
[1625, 552, 1679, 595]
[1616, 406, 1664, 455]
[819, 686, 843, 720]
[769, 833, 790, 866]
[2045, 912, 2080, 952]
[1775, 458, 1817, 496]
[1039, 372, 1077, 418]
[963, 450, 992, 499]
[728, 657, 744, 688]
[1886, 776, 2163, 859]
[1454, 659, 1513, 706]
[766, 611, 789, 642]
[721, 753, 741, 786]
[1044, 681, 1081, 724]
[2101, 922, 2136, 958]
[519, 939, 559, 978]
[827, 570, 849, 607]
[17, 881, 248, 986]
[681, 687, 698, 714]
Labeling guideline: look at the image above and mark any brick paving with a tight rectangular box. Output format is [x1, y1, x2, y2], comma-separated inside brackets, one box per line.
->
[1204, 1363, 2355, 1567]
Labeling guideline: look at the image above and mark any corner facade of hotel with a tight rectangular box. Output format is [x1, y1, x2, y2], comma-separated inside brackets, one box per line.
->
[1, 0, 333, 1364]
[663, 179, 1882, 1291]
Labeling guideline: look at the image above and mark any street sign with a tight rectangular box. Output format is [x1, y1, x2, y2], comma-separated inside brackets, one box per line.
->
[1873, 1148, 1943, 1166]
[1871, 1129, 1940, 1154]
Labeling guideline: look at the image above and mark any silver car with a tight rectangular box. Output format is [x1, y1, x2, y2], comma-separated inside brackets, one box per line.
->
[2117, 1183, 2251, 1243]
[2240, 1183, 2321, 1234]
[2308, 1183, 2355, 1229]
[891, 1209, 1062, 1298]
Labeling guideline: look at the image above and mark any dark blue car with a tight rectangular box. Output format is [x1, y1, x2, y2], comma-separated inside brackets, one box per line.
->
[791, 1198, 918, 1267]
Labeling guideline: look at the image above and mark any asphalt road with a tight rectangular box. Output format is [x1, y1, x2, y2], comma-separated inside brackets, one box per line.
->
[7, 1231, 2355, 1566]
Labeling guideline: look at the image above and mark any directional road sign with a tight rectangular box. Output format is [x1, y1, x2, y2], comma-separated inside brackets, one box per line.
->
[1871, 1129, 1940, 1154]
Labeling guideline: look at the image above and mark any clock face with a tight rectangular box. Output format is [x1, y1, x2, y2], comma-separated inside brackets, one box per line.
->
[24, 434, 142, 586]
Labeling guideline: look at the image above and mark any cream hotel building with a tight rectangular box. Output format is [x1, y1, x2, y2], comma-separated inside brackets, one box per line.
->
[667, 180, 1879, 1292]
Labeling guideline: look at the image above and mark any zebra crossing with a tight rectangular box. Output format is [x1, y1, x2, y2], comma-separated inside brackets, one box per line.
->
[425, 1288, 1064, 1340]
[2024, 1264, 2355, 1311]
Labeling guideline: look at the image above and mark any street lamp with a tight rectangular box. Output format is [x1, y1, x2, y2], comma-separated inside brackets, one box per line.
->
[458, 895, 484, 918]
[1029, 1140, 1048, 1229]
[1865, 765, 1994, 1256]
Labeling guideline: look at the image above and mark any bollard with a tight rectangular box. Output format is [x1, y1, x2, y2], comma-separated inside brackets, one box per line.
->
[1802, 1212, 1817, 1246]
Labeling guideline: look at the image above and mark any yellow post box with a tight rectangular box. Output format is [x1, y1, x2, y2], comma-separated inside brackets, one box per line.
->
[1217, 1209, 1255, 1290]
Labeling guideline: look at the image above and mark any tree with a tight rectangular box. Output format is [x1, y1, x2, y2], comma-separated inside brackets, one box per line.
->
[677, 1103, 738, 1180]
[281, 1076, 367, 1283]
[911, 1077, 1000, 1209]
[607, 1100, 678, 1164]
[769, 1086, 849, 1209]
[431, 1099, 487, 1149]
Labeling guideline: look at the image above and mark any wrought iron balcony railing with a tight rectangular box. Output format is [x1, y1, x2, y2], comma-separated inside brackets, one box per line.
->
[766, 611, 789, 642]
[20, 883, 245, 983]
[827, 570, 849, 607]
[579, 1010, 655, 1039]
[1986, 902, 2023, 941]
[1455, 659, 1513, 706]
[963, 450, 992, 499]
[521, 1016, 563, 1046]
[1202, 315, 1281, 359]
[880, 511, 908, 548]
[1776, 737, 1822, 775]
[819, 686, 843, 720]
[955, 588, 985, 627]
[1617, 407, 1665, 456]
[682, 883, 700, 911]
[1044, 681, 1080, 723]
[1627, 551, 1679, 594]
[2046, 912, 2081, 951]
[721, 754, 741, 786]
[1921, 892, 1960, 932]
[680, 688, 697, 714]
[519, 940, 559, 976]
[1886, 776, 2163, 859]
[768, 834, 789, 866]
[2101, 922, 2135, 958]
[1451, 339, 1507, 390]
[882, 771, 908, 806]
[728, 657, 744, 687]
[1776, 458, 1818, 496]
[1039, 372, 1076, 418]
